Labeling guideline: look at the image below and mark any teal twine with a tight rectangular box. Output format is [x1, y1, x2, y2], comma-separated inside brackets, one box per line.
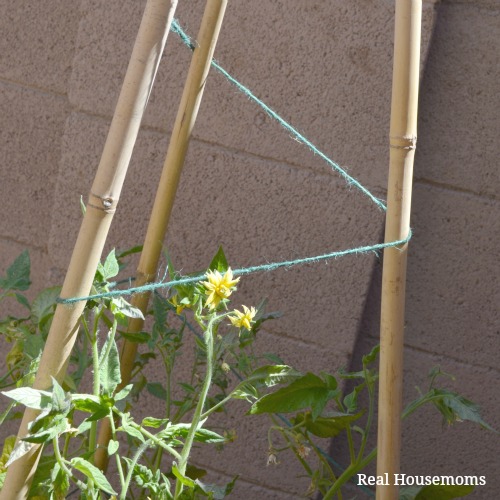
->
[170, 20, 387, 212]
[57, 231, 411, 305]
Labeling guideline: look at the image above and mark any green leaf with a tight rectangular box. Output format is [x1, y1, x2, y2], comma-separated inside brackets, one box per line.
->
[119, 330, 150, 343]
[119, 415, 145, 443]
[102, 249, 120, 280]
[362, 344, 380, 366]
[24, 414, 69, 443]
[14, 293, 30, 310]
[399, 483, 475, 500]
[5, 440, 33, 467]
[72, 395, 105, 414]
[0, 250, 31, 291]
[50, 377, 71, 414]
[141, 416, 169, 428]
[208, 246, 228, 273]
[31, 287, 61, 327]
[116, 245, 143, 260]
[107, 439, 119, 456]
[245, 365, 301, 388]
[195, 477, 238, 499]
[294, 410, 363, 438]
[248, 372, 331, 420]
[159, 424, 225, 444]
[111, 296, 145, 323]
[172, 465, 196, 488]
[343, 383, 366, 412]
[98, 332, 121, 396]
[1, 387, 52, 410]
[147, 382, 167, 401]
[70, 457, 117, 495]
[114, 384, 133, 402]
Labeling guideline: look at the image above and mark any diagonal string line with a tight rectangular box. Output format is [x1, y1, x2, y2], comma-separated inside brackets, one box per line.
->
[57, 231, 411, 305]
[170, 19, 387, 212]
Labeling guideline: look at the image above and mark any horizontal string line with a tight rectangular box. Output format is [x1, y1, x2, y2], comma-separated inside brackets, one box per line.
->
[57, 232, 411, 305]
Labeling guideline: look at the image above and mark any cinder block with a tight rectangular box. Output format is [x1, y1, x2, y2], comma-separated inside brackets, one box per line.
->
[68, 0, 436, 195]
[406, 183, 500, 369]
[0, 1, 81, 93]
[0, 82, 69, 246]
[417, 3, 500, 198]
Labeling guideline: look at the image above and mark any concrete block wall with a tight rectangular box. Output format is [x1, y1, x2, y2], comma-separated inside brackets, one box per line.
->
[0, 0, 498, 498]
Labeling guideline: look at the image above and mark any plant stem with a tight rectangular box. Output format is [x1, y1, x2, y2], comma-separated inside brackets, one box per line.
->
[88, 314, 101, 465]
[323, 447, 377, 500]
[52, 436, 87, 493]
[113, 409, 182, 462]
[121, 440, 151, 500]
[173, 316, 217, 498]
[108, 409, 126, 491]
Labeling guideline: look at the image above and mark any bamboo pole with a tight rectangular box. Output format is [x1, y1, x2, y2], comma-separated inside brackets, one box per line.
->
[376, 1, 422, 499]
[1, 1, 178, 498]
[94, 0, 229, 470]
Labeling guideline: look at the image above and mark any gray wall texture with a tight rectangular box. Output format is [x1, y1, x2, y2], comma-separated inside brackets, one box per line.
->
[0, 0, 498, 498]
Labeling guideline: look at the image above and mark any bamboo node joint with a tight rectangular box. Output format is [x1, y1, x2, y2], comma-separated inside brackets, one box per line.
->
[88, 192, 117, 213]
[389, 135, 417, 150]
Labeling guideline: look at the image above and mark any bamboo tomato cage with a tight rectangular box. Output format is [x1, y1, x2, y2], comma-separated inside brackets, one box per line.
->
[0, 1, 178, 498]
[94, 0, 229, 470]
[376, 1, 422, 499]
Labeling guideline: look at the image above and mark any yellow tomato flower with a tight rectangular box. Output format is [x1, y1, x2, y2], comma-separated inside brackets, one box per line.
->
[202, 268, 240, 310]
[229, 305, 256, 330]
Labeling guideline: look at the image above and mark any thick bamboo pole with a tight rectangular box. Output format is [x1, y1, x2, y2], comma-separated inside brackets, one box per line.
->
[94, 0, 229, 470]
[376, 1, 422, 499]
[1, 1, 178, 498]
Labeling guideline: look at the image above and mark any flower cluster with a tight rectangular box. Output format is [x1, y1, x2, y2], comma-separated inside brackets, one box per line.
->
[201, 268, 240, 310]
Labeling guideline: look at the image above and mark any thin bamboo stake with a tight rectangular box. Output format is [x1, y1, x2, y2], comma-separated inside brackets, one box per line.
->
[376, 1, 422, 499]
[94, 0, 229, 471]
[1, 1, 178, 498]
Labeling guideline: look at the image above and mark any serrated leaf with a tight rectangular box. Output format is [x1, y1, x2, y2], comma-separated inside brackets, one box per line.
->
[0, 250, 31, 291]
[1, 387, 52, 410]
[50, 377, 70, 414]
[141, 417, 169, 428]
[111, 297, 145, 321]
[5, 440, 33, 467]
[98, 332, 121, 396]
[248, 372, 331, 420]
[70, 457, 117, 495]
[245, 365, 301, 388]
[147, 382, 167, 401]
[295, 411, 363, 438]
[24, 414, 70, 443]
[102, 249, 120, 280]
[31, 287, 61, 326]
[14, 293, 30, 310]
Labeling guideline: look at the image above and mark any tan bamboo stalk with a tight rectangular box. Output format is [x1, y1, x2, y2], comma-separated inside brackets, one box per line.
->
[376, 1, 422, 499]
[1, 1, 178, 498]
[94, 0, 229, 470]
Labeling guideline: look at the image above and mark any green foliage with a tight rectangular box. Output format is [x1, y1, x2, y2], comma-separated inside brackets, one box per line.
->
[0, 249, 495, 499]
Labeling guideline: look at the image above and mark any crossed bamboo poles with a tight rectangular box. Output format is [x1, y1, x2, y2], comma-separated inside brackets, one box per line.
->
[2, 1, 421, 499]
